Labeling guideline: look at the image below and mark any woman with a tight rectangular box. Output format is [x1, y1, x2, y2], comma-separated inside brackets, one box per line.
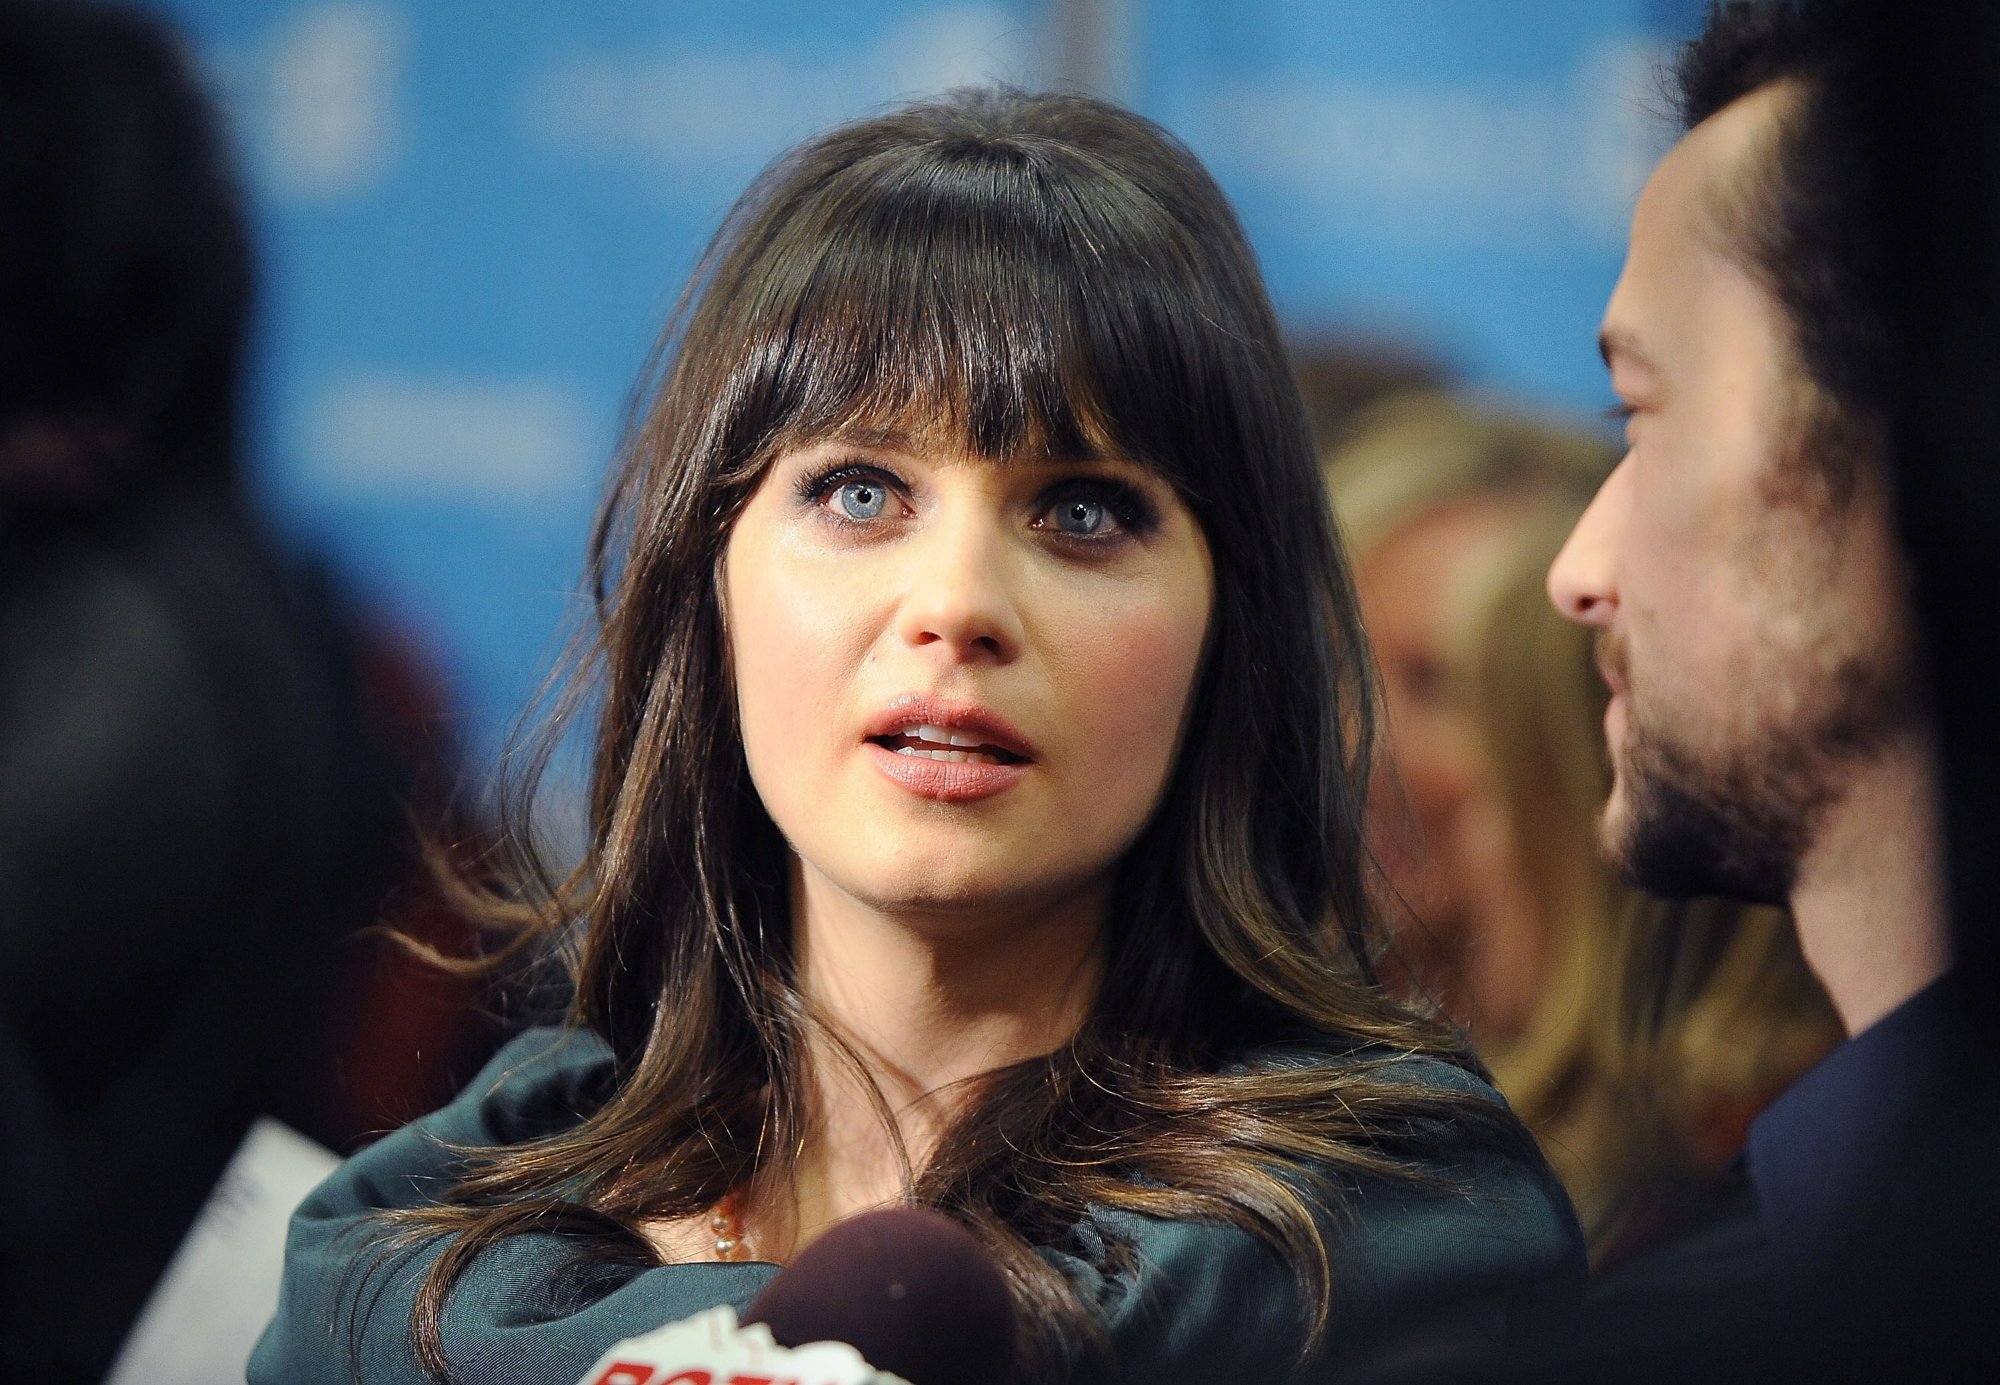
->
[1321, 392, 1617, 1042]
[252, 91, 1580, 1385]
[1322, 393, 1838, 1246]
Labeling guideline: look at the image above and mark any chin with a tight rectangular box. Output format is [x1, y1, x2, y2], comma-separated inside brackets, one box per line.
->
[852, 850, 1110, 923]
[827, 848, 1030, 912]
[855, 870, 999, 916]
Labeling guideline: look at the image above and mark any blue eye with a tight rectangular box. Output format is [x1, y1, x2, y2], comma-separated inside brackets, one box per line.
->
[835, 479, 888, 520]
[793, 461, 907, 527]
[1054, 498, 1107, 535]
[1034, 478, 1156, 542]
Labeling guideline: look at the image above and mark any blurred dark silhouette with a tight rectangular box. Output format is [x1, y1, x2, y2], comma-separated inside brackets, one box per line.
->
[0, 1, 501, 1374]
[1857, 0, 2000, 1371]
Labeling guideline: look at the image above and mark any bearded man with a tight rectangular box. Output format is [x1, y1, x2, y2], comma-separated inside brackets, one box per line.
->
[1548, 0, 1990, 1373]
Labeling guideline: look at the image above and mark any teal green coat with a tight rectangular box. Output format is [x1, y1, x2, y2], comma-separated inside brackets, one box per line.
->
[250, 1028, 1582, 1383]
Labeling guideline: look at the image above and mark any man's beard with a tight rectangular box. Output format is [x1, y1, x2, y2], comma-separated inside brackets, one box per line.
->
[1599, 636, 1913, 907]
[1605, 712, 1820, 905]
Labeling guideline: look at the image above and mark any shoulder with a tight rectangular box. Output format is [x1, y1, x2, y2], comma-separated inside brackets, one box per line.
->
[252, 1028, 780, 1385]
[1061, 1046, 1583, 1382]
[1317, 1052, 1585, 1369]
[446, 1025, 622, 1145]
[297, 1027, 615, 1221]
[1241, 1037, 1491, 1091]
[358, 1028, 620, 1198]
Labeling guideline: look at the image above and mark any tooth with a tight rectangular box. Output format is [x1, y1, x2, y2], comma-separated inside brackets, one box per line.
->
[945, 751, 968, 763]
[946, 731, 982, 748]
[915, 723, 949, 743]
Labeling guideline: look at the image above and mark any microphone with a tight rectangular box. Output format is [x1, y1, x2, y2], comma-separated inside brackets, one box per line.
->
[745, 1206, 1015, 1385]
[577, 1207, 1016, 1385]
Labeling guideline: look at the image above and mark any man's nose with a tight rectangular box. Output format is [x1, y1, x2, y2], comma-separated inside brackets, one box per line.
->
[893, 518, 1025, 662]
[1548, 459, 1629, 627]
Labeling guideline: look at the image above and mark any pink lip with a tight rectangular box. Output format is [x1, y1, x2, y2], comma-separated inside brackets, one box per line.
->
[861, 695, 1034, 803]
[860, 696, 1034, 760]
[864, 743, 1029, 801]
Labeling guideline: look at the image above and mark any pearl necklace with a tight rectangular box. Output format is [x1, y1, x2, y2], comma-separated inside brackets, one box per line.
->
[710, 1191, 751, 1262]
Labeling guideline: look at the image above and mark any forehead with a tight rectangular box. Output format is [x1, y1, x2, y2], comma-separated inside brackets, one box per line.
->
[1601, 85, 1797, 383]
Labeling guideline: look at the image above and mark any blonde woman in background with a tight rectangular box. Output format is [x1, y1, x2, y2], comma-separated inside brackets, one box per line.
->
[1324, 393, 1609, 1040]
[1321, 392, 1841, 1255]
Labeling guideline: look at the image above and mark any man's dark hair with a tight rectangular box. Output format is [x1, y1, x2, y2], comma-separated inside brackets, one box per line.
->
[0, 0, 253, 486]
[1676, 1, 1888, 438]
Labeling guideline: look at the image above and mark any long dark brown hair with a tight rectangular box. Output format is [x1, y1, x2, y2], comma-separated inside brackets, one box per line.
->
[384, 88, 1532, 1382]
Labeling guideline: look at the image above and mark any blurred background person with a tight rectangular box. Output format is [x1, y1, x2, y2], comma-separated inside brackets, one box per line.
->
[1321, 393, 1609, 1039]
[1320, 392, 1840, 1253]
[0, 1, 496, 1373]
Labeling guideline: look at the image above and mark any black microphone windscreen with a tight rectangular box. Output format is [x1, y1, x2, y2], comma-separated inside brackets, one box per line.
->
[742, 1206, 1016, 1385]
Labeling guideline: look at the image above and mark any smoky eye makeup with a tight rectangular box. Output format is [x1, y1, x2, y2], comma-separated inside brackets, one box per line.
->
[785, 450, 1170, 543]
[1030, 474, 1163, 541]
[795, 458, 885, 499]
[792, 457, 908, 516]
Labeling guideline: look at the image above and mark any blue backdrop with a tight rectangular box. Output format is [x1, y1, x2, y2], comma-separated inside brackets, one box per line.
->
[142, 0, 1705, 784]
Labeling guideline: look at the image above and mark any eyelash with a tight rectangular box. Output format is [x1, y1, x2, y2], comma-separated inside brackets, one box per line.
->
[792, 460, 1161, 540]
[1036, 477, 1160, 540]
[795, 462, 902, 513]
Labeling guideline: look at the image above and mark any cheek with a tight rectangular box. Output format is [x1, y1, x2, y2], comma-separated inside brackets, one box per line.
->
[1043, 586, 1210, 810]
[1398, 715, 1486, 815]
[1642, 490, 1816, 732]
[1625, 454, 1752, 666]
[726, 536, 877, 786]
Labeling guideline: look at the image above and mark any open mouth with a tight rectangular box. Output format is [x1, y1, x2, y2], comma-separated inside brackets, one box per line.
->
[868, 722, 1027, 766]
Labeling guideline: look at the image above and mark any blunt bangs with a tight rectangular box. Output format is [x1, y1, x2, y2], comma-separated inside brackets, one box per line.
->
[700, 111, 1259, 501]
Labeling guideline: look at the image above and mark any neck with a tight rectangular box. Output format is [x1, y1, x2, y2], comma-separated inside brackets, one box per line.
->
[1789, 730, 1953, 1036]
[776, 858, 1105, 1244]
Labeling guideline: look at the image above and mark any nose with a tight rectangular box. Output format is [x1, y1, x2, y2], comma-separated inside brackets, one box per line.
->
[1547, 458, 1629, 627]
[894, 515, 1024, 663]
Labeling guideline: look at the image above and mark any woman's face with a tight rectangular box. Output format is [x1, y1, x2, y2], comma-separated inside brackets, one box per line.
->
[722, 426, 1214, 930]
[1357, 497, 1541, 1036]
